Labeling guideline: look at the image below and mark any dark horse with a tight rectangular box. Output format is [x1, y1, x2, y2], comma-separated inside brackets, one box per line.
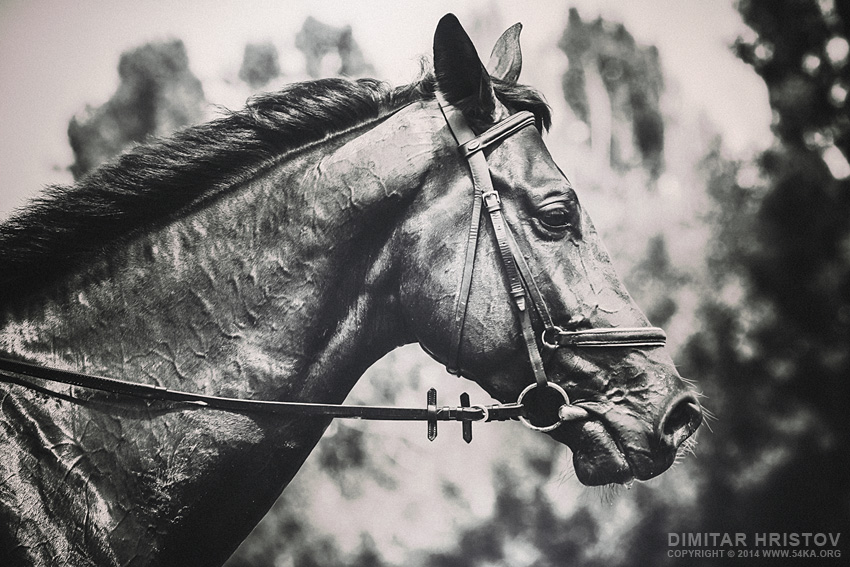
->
[0, 15, 701, 567]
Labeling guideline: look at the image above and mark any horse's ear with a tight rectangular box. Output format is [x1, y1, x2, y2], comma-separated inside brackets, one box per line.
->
[433, 14, 496, 118]
[486, 23, 522, 85]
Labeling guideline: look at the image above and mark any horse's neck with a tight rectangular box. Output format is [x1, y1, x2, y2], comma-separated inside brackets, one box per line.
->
[3, 103, 436, 398]
[0, 101, 440, 566]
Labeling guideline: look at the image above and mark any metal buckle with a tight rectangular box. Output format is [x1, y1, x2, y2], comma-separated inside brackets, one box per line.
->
[471, 404, 490, 423]
[482, 190, 501, 210]
[541, 326, 565, 350]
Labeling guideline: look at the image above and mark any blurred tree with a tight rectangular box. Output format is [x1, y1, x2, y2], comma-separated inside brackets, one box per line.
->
[295, 16, 374, 78]
[559, 8, 665, 177]
[425, 467, 605, 567]
[623, 0, 850, 564]
[239, 41, 281, 88]
[625, 235, 686, 329]
[68, 39, 205, 178]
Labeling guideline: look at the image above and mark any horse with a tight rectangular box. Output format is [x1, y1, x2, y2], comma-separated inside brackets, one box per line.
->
[0, 14, 702, 567]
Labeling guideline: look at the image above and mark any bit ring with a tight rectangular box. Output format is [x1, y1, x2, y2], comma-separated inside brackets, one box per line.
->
[517, 381, 571, 432]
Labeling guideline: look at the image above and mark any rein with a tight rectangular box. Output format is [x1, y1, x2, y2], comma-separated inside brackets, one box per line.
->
[0, 356, 521, 442]
[0, 97, 666, 443]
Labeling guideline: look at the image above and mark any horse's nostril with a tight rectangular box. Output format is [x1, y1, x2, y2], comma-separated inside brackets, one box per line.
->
[660, 394, 702, 448]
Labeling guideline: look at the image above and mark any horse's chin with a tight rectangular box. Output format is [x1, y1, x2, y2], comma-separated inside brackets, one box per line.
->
[550, 420, 636, 486]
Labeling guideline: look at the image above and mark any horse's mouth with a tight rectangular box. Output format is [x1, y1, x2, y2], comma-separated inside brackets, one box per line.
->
[573, 420, 637, 485]
[550, 418, 635, 485]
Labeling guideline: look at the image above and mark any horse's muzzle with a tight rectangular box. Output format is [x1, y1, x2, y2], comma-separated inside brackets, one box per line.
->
[548, 391, 703, 486]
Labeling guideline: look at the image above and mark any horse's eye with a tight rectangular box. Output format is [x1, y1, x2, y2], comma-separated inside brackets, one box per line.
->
[538, 203, 577, 232]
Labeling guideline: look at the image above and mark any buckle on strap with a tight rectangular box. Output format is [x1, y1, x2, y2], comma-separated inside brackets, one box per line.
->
[482, 190, 501, 210]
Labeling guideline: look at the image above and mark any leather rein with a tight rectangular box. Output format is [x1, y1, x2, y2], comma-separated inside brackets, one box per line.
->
[0, 96, 666, 443]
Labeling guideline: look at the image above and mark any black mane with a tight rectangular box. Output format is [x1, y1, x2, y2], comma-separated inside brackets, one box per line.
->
[0, 72, 550, 297]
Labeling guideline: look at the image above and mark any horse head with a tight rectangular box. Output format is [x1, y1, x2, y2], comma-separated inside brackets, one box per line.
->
[398, 15, 702, 486]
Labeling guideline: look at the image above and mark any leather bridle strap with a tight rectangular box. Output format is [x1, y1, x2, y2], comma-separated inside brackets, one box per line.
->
[439, 100, 539, 375]
[436, 95, 669, 432]
[483, 189, 549, 387]
[437, 96, 548, 388]
[546, 326, 667, 348]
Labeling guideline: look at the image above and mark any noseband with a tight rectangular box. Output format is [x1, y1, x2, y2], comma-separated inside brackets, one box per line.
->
[436, 94, 666, 432]
[0, 97, 667, 442]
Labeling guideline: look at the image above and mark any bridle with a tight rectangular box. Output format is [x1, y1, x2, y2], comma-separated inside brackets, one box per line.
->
[0, 96, 666, 443]
[435, 94, 666, 433]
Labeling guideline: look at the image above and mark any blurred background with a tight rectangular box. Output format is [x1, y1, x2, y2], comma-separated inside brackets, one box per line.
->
[1, 0, 848, 565]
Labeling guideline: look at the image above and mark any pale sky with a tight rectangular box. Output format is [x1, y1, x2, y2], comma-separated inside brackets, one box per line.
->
[0, 0, 771, 218]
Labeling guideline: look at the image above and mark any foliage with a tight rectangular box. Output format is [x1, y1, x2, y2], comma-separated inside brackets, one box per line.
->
[295, 16, 374, 78]
[68, 40, 205, 178]
[615, 0, 850, 563]
[239, 42, 281, 89]
[559, 8, 665, 177]
[678, 0, 850, 558]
